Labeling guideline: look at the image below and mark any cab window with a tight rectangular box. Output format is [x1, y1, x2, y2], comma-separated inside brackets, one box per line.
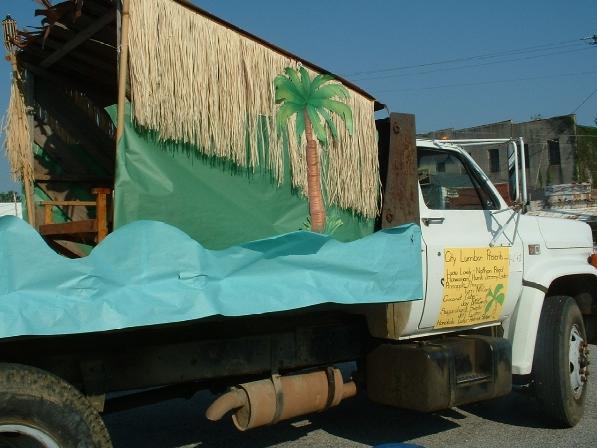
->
[418, 147, 498, 211]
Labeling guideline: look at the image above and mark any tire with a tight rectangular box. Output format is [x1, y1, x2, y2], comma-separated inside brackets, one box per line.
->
[0, 363, 112, 448]
[532, 296, 589, 427]
[584, 315, 596, 344]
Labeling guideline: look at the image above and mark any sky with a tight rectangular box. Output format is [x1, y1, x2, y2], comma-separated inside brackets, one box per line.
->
[1, 0, 596, 191]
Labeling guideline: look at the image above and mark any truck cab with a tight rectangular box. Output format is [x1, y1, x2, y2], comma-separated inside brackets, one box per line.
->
[367, 129, 595, 428]
[412, 138, 595, 363]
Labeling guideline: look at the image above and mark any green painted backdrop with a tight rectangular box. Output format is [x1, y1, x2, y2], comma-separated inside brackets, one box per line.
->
[110, 105, 374, 249]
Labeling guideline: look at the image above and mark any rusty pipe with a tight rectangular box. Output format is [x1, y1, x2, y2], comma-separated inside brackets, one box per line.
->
[341, 379, 358, 399]
[205, 388, 247, 422]
[205, 368, 357, 431]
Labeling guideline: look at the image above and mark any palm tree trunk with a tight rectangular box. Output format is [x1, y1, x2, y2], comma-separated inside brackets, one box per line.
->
[304, 110, 326, 232]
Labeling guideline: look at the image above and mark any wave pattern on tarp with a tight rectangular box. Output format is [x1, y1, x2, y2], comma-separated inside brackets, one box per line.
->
[0, 216, 422, 339]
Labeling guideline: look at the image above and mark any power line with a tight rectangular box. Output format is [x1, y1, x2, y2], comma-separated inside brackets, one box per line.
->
[344, 38, 587, 77]
[372, 69, 597, 94]
[351, 46, 593, 83]
[571, 86, 597, 113]
[420, 132, 597, 138]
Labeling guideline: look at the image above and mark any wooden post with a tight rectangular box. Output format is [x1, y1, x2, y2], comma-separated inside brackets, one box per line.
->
[21, 159, 36, 226]
[365, 112, 421, 341]
[380, 113, 420, 227]
[44, 204, 53, 225]
[8, 54, 36, 227]
[92, 188, 111, 242]
[116, 0, 130, 143]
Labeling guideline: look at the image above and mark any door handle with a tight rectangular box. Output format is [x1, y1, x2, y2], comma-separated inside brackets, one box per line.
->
[422, 217, 445, 226]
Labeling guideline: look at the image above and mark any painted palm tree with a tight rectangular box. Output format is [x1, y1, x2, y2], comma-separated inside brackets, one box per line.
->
[274, 66, 353, 233]
[485, 283, 505, 314]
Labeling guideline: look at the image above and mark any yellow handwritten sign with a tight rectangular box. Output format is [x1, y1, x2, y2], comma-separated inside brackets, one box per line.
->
[435, 247, 510, 329]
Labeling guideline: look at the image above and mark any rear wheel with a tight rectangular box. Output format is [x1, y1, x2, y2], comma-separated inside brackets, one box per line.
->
[584, 315, 596, 344]
[532, 296, 589, 427]
[0, 363, 112, 448]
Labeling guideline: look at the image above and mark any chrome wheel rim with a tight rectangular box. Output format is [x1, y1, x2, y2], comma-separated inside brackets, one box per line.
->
[569, 324, 586, 399]
[0, 424, 60, 448]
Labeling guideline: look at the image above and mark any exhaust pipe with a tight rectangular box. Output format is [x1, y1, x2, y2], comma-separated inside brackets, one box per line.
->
[206, 367, 357, 431]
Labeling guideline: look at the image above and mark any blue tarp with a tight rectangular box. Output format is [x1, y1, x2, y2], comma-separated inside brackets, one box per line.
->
[0, 216, 422, 339]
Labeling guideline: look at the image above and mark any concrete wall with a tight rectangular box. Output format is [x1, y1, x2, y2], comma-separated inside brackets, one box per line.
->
[513, 116, 576, 190]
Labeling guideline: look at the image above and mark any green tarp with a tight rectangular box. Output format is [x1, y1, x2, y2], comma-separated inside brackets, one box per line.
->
[110, 105, 374, 249]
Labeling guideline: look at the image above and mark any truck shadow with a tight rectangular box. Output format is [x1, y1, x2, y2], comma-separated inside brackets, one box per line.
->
[103, 387, 552, 448]
[459, 390, 551, 429]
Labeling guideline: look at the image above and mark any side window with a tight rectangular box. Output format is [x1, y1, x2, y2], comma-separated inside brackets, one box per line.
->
[418, 147, 498, 211]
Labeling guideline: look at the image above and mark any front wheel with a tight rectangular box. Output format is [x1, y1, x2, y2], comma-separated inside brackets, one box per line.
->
[532, 296, 590, 427]
[0, 363, 112, 448]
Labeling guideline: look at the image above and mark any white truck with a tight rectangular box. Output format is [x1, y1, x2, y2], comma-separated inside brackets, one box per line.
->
[0, 114, 595, 447]
[364, 117, 595, 429]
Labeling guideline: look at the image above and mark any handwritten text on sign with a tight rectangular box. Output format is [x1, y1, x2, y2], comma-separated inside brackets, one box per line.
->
[435, 247, 510, 329]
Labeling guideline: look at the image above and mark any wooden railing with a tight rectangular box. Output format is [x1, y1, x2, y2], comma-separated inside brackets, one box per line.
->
[38, 187, 111, 247]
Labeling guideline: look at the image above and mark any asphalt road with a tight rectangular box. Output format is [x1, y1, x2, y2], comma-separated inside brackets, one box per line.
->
[104, 345, 597, 448]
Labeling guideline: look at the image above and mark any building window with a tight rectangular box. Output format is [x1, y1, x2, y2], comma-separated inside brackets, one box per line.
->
[489, 148, 500, 173]
[548, 139, 560, 166]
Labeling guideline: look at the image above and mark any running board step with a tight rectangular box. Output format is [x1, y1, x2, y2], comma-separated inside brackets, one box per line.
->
[366, 335, 512, 412]
[456, 373, 490, 385]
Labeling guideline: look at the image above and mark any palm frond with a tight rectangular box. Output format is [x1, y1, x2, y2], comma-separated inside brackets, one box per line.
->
[276, 102, 303, 131]
[484, 299, 494, 314]
[318, 99, 354, 135]
[318, 107, 339, 141]
[306, 105, 328, 145]
[294, 110, 305, 147]
[313, 83, 350, 101]
[284, 67, 304, 93]
[274, 76, 304, 104]
[301, 213, 344, 234]
[310, 73, 335, 94]
[299, 66, 311, 95]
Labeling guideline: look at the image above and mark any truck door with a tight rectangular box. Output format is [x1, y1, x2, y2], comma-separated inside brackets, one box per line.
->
[417, 146, 524, 330]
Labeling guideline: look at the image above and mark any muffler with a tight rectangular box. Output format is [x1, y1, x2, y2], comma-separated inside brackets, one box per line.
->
[206, 367, 356, 430]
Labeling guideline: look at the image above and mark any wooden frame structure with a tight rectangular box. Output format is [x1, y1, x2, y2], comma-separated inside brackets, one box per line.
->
[4, 0, 384, 257]
[3, 1, 121, 255]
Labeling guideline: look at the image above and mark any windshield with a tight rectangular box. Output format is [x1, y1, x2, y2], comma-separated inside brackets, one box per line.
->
[417, 147, 499, 211]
